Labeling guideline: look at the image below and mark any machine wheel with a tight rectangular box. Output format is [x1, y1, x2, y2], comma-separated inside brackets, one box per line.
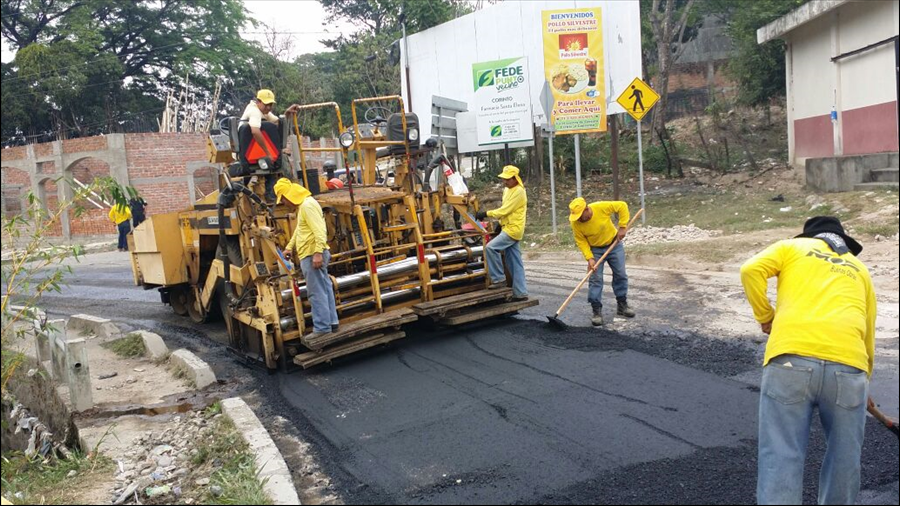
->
[186, 288, 209, 324]
[170, 288, 190, 317]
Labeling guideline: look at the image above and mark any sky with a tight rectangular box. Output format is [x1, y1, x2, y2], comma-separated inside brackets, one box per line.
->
[0, 0, 353, 63]
[242, 0, 354, 59]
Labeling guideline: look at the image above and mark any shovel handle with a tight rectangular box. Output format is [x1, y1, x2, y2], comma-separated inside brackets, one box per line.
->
[867, 397, 899, 435]
[553, 208, 644, 318]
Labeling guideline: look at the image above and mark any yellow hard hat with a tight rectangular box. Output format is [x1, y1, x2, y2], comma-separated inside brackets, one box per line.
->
[256, 89, 276, 105]
[569, 197, 587, 222]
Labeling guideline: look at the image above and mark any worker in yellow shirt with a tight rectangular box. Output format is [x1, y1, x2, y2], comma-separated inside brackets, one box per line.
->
[475, 165, 528, 300]
[274, 178, 338, 338]
[740, 216, 876, 505]
[108, 203, 132, 252]
[569, 197, 634, 326]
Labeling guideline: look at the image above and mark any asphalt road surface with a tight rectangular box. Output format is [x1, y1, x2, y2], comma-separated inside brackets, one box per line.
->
[30, 251, 900, 504]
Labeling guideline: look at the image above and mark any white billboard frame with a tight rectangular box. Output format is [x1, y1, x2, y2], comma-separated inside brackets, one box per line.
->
[400, 0, 642, 130]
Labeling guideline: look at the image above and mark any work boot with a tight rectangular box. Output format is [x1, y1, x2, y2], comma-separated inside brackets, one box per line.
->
[511, 294, 528, 302]
[617, 297, 636, 318]
[591, 306, 604, 327]
[306, 331, 329, 340]
[488, 281, 507, 290]
[331, 324, 340, 333]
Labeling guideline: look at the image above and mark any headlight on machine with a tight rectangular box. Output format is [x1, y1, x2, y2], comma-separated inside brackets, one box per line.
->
[408, 128, 419, 142]
[339, 131, 355, 149]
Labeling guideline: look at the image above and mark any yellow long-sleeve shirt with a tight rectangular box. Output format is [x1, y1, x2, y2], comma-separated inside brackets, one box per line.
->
[286, 192, 329, 260]
[487, 185, 527, 241]
[108, 205, 131, 225]
[572, 201, 630, 260]
[740, 238, 876, 375]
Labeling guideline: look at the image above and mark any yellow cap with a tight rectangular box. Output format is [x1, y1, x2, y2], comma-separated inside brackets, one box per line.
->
[256, 89, 276, 105]
[498, 165, 519, 180]
[274, 178, 309, 205]
[569, 197, 587, 223]
[498, 165, 523, 187]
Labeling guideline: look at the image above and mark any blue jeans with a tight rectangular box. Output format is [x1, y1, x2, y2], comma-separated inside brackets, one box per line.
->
[758, 354, 869, 505]
[300, 250, 339, 333]
[485, 231, 528, 298]
[588, 242, 628, 309]
[117, 221, 131, 250]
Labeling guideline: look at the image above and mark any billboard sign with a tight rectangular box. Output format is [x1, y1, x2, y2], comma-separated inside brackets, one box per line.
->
[541, 7, 607, 134]
[472, 57, 534, 145]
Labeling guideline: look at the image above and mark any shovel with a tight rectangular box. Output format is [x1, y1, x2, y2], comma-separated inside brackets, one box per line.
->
[868, 397, 899, 438]
[547, 208, 644, 331]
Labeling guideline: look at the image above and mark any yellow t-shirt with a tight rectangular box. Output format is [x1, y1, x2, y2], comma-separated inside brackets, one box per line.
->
[108, 205, 131, 225]
[286, 193, 329, 260]
[572, 201, 630, 260]
[740, 238, 876, 375]
[487, 185, 527, 241]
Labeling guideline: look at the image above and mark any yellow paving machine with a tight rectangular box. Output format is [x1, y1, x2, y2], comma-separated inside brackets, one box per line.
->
[130, 96, 537, 370]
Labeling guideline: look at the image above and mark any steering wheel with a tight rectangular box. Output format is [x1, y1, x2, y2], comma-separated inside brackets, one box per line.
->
[364, 106, 393, 126]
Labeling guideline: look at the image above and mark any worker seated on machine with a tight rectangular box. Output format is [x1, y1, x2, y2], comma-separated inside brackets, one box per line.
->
[237, 89, 299, 201]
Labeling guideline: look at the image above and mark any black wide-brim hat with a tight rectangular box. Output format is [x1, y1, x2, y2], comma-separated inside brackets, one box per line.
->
[796, 216, 863, 256]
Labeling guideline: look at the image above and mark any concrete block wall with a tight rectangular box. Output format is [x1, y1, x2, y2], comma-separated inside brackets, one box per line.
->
[806, 152, 900, 192]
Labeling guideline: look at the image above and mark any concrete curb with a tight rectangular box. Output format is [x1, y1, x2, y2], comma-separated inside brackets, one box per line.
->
[67, 314, 121, 340]
[131, 330, 169, 361]
[169, 349, 217, 389]
[221, 398, 301, 506]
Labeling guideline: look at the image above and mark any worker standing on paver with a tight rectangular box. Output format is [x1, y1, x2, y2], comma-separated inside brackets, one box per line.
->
[109, 202, 132, 252]
[740, 216, 877, 506]
[274, 178, 339, 338]
[569, 197, 635, 326]
[476, 165, 528, 301]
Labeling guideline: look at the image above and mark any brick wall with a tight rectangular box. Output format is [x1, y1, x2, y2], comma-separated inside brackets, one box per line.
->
[2, 132, 340, 237]
[1, 167, 31, 216]
[1, 146, 27, 160]
[62, 136, 107, 154]
[125, 133, 208, 179]
[668, 62, 734, 93]
[69, 208, 116, 236]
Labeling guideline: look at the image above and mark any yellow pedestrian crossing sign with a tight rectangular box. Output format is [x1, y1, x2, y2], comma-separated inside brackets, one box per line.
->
[616, 77, 659, 122]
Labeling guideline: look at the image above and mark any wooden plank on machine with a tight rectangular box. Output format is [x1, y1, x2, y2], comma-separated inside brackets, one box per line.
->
[437, 299, 539, 326]
[413, 288, 513, 317]
[301, 308, 418, 350]
[294, 331, 406, 369]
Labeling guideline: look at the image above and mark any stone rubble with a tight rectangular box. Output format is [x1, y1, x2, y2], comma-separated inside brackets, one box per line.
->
[110, 410, 218, 505]
[626, 224, 721, 246]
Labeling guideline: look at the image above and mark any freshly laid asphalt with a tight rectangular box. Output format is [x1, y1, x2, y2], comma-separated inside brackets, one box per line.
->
[31, 252, 899, 504]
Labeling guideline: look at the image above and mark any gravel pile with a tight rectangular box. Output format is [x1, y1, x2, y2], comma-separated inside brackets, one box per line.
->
[626, 224, 721, 245]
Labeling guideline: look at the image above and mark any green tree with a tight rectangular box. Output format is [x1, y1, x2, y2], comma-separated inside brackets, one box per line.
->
[710, 0, 808, 105]
[1, 0, 253, 139]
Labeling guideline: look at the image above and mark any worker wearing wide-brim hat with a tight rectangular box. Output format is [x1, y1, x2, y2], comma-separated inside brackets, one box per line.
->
[274, 178, 338, 338]
[741, 216, 876, 505]
[475, 165, 528, 301]
[569, 197, 634, 327]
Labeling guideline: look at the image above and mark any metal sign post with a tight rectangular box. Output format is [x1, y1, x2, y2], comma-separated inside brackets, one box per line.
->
[548, 126, 557, 236]
[574, 133, 582, 198]
[540, 82, 558, 236]
[637, 120, 646, 224]
[616, 77, 660, 225]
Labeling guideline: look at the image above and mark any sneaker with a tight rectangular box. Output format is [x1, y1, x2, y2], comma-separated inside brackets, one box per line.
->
[591, 307, 604, 327]
[617, 298, 635, 318]
[488, 281, 507, 290]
